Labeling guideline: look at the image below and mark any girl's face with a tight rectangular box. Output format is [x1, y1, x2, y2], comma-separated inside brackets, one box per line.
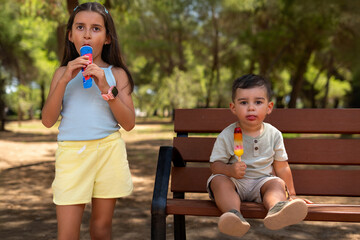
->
[230, 86, 273, 130]
[69, 11, 110, 64]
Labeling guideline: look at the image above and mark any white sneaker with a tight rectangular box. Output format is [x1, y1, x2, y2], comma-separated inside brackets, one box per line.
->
[264, 199, 308, 230]
[218, 209, 250, 237]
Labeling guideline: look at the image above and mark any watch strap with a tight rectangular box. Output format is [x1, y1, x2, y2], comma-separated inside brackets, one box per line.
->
[102, 86, 115, 101]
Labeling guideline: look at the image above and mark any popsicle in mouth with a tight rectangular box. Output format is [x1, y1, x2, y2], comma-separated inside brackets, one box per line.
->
[234, 127, 243, 162]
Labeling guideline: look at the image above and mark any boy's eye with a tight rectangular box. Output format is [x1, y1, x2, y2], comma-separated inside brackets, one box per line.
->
[239, 101, 247, 105]
[255, 101, 263, 105]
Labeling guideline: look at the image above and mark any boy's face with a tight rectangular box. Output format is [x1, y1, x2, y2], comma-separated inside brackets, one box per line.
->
[230, 86, 273, 128]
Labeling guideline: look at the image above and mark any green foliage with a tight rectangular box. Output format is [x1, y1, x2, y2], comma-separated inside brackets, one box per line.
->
[1, 0, 360, 122]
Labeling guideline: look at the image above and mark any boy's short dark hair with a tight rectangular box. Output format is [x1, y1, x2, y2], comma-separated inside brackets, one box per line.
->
[232, 74, 273, 101]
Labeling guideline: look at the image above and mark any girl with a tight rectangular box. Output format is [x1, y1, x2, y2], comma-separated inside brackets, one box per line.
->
[42, 2, 134, 239]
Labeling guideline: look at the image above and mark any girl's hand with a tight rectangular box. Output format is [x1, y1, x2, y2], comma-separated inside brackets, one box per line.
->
[63, 56, 91, 83]
[81, 63, 109, 92]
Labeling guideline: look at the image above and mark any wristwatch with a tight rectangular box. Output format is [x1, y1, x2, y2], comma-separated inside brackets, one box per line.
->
[102, 86, 118, 101]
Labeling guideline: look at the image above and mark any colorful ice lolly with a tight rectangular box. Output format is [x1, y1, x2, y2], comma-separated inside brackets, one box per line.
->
[234, 127, 243, 161]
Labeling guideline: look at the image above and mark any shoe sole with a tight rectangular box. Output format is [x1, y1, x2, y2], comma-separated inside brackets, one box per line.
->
[264, 199, 308, 230]
[218, 212, 250, 237]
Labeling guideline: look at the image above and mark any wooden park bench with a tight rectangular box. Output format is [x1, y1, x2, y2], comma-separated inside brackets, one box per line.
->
[151, 108, 360, 240]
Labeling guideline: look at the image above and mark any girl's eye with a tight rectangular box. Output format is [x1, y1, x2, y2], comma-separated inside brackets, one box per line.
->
[93, 27, 100, 31]
[76, 26, 84, 30]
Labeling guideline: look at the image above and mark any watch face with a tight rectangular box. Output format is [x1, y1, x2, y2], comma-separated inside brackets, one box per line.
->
[112, 86, 118, 97]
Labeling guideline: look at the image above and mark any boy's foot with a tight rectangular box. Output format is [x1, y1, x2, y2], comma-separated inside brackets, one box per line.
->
[264, 199, 308, 230]
[218, 209, 250, 237]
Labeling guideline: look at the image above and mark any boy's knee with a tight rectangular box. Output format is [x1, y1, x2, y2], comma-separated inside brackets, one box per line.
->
[210, 175, 235, 191]
[272, 178, 286, 187]
[263, 178, 286, 192]
[212, 175, 231, 184]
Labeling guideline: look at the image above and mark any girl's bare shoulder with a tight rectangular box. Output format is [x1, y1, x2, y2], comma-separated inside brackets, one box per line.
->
[111, 67, 130, 87]
[52, 66, 67, 79]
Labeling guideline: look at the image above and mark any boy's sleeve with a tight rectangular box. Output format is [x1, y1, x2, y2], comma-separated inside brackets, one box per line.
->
[209, 131, 232, 163]
[274, 130, 288, 161]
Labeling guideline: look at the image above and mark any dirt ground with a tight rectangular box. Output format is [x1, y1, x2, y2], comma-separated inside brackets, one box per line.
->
[0, 120, 359, 240]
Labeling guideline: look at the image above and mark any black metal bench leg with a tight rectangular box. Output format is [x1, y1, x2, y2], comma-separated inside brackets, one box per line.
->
[151, 212, 167, 240]
[174, 214, 186, 240]
[151, 146, 173, 240]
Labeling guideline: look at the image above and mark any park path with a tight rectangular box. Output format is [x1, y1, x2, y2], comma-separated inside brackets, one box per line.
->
[1, 120, 360, 239]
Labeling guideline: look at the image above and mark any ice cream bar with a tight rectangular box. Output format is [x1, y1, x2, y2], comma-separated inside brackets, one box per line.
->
[234, 127, 243, 162]
[80, 45, 93, 89]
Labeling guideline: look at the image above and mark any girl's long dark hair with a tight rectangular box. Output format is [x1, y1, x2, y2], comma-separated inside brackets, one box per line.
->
[61, 2, 134, 92]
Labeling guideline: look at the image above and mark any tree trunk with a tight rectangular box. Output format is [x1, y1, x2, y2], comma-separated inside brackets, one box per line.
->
[40, 80, 45, 119]
[288, 46, 313, 108]
[321, 73, 331, 108]
[310, 68, 323, 108]
[0, 75, 6, 131]
[206, 4, 220, 108]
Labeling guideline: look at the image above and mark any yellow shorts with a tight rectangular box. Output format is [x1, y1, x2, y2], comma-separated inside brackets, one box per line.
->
[52, 131, 133, 205]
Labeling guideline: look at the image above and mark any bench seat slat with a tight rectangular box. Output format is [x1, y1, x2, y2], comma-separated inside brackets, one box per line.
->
[174, 137, 360, 165]
[166, 199, 360, 222]
[174, 108, 360, 134]
[171, 167, 360, 196]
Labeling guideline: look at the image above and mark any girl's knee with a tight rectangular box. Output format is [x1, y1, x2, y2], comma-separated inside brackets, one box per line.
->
[90, 219, 112, 240]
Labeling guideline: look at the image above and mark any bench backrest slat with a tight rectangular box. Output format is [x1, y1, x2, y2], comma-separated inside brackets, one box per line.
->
[174, 108, 360, 134]
[174, 137, 360, 165]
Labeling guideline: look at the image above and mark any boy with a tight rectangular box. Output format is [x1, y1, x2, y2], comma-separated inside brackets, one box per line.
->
[207, 74, 309, 237]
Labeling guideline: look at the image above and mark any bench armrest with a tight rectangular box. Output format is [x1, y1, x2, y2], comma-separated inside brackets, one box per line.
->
[151, 146, 173, 215]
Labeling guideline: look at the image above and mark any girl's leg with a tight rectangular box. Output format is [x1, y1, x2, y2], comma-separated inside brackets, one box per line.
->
[90, 198, 117, 240]
[210, 175, 240, 212]
[56, 204, 85, 240]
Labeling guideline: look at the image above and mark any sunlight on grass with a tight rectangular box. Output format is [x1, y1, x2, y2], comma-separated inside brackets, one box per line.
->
[4, 120, 59, 134]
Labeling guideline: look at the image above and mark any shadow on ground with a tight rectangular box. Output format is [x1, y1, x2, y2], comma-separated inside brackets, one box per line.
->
[1, 130, 360, 240]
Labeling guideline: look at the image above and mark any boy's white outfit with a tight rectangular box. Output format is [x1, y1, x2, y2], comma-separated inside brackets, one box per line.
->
[207, 122, 288, 203]
[208, 122, 308, 237]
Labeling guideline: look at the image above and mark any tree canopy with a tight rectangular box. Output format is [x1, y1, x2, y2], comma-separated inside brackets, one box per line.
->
[1, 0, 360, 128]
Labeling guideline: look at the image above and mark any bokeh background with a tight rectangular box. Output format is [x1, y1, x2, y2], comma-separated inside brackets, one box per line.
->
[1, 0, 360, 131]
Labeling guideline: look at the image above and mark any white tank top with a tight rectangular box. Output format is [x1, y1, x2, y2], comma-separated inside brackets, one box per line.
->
[57, 66, 120, 141]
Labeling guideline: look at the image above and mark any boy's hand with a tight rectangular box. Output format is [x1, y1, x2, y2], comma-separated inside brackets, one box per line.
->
[290, 195, 314, 204]
[229, 161, 247, 179]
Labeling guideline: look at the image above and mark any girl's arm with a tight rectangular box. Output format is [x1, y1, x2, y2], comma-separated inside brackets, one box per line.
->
[107, 67, 135, 131]
[81, 63, 135, 131]
[41, 67, 67, 128]
[42, 56, 90, 128]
